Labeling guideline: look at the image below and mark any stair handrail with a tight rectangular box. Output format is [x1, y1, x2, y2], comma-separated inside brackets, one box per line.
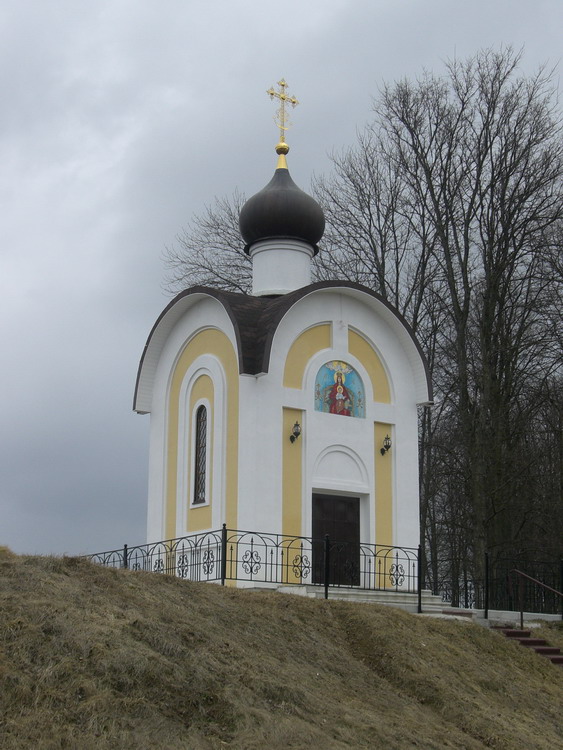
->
[509, 568, 563, 630]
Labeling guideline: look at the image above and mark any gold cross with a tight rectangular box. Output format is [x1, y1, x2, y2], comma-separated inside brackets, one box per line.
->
[266, 78, 299, 144]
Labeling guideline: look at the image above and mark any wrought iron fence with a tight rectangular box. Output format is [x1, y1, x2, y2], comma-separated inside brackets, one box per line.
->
[84, 525, 420, 602]
[223, 529, 419, 594]
[439, 579, 486, 610]
[491, 564, 562, 615]
[436, 555, 563, 617]
[88, 530, 223, 582]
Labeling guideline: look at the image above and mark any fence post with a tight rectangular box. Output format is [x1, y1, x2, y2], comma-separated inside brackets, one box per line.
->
[220, 524, 227, 586]
[123, 544, 128, 570]
[484, 551, 489, 620]
[417, 545, 422, 614]
[324, 534, 330, 600]
[518, 574, 524, 631]
[419, 544, 425, 591]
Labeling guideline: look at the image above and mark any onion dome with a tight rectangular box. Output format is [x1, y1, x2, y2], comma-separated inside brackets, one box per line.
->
[239, 143, 325, 255]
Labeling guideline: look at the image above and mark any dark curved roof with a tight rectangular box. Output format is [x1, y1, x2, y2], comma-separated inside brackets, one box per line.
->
[133, 281, 433, 412]
[238, 167, 325, 254]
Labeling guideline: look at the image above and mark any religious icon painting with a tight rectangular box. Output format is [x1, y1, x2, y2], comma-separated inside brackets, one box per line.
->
[314, 360, 365, 418]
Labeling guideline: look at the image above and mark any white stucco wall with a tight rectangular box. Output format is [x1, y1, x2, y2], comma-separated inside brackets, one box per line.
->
[139, 285, 426, 551]
[249, 238, 314, 296]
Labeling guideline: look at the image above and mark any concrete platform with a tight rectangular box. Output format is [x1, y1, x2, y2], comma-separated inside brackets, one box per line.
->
[275, 584, 445, 613]
[250, 582, 562, 623]
[473, 609, 562, 627]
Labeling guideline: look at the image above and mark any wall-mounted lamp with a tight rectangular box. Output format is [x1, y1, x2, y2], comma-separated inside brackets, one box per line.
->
[380, 434, 392, 456]
[289, 421, 302, 443]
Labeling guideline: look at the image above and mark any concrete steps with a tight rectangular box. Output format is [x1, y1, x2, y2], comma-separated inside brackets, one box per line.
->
[493, 626, 563, 667]
[276, 584, 447, 613]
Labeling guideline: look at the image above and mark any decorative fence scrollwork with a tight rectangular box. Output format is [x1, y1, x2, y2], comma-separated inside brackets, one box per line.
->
[292, 554, 311, 581]
[241, 548, 261, 577]
[176, 554, 190, 579]
[202, 549, 215, 577]
[389, 563, 405, 588]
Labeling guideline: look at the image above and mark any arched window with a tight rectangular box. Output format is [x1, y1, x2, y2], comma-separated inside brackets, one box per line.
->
[193, 405, 207, 504]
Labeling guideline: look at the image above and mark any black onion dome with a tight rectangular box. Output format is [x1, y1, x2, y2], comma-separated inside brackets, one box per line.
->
[239, 167, 325, 255]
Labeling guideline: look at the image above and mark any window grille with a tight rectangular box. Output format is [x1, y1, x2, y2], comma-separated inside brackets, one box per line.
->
[193, 405, 207, 504]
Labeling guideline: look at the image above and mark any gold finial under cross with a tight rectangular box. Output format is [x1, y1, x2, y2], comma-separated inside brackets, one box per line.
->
[267, 78, 299, 150]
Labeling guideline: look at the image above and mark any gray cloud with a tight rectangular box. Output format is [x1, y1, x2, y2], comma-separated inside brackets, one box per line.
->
[1, 0, 561, 555]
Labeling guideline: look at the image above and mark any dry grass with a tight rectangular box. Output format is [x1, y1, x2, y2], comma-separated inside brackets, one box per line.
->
[0, 549, 562, 749]
[534, 621, 563, 650]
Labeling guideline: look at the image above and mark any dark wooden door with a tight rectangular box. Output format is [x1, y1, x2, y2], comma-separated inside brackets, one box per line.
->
[312, 494, 360, 585]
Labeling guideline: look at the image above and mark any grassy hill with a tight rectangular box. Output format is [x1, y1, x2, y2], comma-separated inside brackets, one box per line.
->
[1, 549, 562, 749]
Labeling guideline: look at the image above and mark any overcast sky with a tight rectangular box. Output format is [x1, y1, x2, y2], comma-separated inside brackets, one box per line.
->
[1, 0, 561, 556]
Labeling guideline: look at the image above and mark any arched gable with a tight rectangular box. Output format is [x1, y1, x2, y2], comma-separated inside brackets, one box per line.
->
[260, 282, 432, 405]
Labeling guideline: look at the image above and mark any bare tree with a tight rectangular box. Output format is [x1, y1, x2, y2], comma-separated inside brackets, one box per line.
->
[164, 190, 252, 294]
[371, 48, 563, 581]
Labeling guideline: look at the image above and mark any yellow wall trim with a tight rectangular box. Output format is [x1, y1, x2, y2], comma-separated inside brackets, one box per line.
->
[282, 407, 303, 538]
[374, 422, 393, 548]
[166, 328, 239, 538]
[348, 329, 391, 403]
[283, 324, 331, 389]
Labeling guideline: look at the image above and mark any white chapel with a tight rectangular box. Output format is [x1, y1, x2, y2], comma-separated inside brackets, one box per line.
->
[133, 83, 432, 578]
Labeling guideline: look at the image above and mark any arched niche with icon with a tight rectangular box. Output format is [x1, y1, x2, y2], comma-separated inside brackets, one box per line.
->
[314, 360, 365, 419]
